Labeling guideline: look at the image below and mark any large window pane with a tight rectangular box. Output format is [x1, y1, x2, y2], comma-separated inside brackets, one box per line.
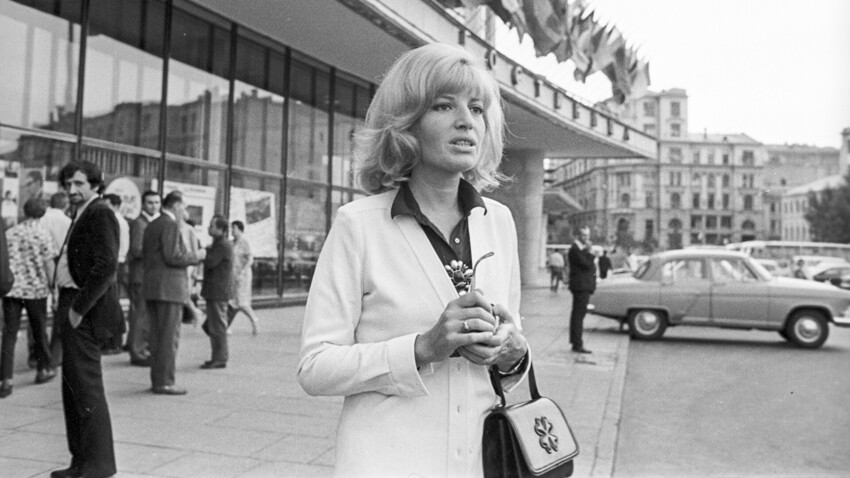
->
[287, 55, 329, 182]
[165, 8, 230, 163]
[81, 0, 164, 150]
[232, 36, 284, 173]
[0, 126, 74, 228]
[230, 172, 281, 297]
[284, 179, 325, 295]
[331, 76, 368, 193]
[1, 0, 81, 134]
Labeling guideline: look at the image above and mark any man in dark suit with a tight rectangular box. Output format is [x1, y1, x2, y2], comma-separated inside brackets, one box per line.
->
[126, 190, 160, 366]
[143, 190, 204, 395]
[52, 160, 123, 478]
[200, 215, 233, 369]
[568, 226, 596, 354]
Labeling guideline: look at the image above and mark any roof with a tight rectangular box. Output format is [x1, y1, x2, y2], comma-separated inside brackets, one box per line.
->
[542, 189, 582, 214]
[651, 249, 748, 261]
[686, 133, 762, 145]
[784, 174, 846, 196]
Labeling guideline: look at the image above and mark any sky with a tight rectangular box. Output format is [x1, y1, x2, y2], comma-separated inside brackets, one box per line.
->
[496, 0, 850, 148]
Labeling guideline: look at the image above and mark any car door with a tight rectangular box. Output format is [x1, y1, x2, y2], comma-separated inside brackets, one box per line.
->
[709, 257, 769, 326]
[659, 258, 711, 324]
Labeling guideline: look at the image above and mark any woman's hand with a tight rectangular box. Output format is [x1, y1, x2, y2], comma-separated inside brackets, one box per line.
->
[414, 291, 497, 368]
[457, 303, 528, 371]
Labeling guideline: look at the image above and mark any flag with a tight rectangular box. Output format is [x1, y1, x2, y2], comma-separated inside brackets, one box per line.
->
[521, 0, 569, 57]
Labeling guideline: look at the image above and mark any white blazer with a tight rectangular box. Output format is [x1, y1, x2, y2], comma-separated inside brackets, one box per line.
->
[297, 188, 526, 478]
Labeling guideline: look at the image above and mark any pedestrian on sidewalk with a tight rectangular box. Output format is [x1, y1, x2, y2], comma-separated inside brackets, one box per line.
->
[143, 190, 205, 395]
[297, 43, 529, 478]
[547, 248, 565, 291]
[568, 226, 596, 354]
[598, 248, 613, 279]
[42, 191, 72, 369]
[227, 220, 259, 335]
[127, 190, 160, 367]
[200, 215, 233, 369]
[0, 198, 57, 398]
[52, 160, 123, 478]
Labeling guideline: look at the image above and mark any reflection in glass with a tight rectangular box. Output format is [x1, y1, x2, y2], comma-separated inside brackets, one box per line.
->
[0, 0, 81, 133]
[164, 161, 225, 233]
[230, 172, 281, 297]
[284, 179, 326, 295]
[0, 127, 74, 228]
[165, 8, 230, 163]
[232, 36, 285, 173]
[81, 0, 165, 149]
[288, 56, 330, 182]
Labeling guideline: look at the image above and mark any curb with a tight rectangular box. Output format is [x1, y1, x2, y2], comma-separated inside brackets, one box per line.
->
[590, 323, 630, 477]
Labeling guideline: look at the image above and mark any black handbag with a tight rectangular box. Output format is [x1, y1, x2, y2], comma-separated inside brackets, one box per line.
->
[483, 363, 579, 478]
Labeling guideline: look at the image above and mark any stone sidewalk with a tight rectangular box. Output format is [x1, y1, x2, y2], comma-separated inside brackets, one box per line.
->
[0, 287, 630, 477]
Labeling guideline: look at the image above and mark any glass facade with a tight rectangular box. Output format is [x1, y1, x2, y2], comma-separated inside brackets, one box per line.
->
[0, 0, 373, 300]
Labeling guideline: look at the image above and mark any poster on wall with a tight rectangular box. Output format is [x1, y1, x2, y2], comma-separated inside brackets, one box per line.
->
[229, 187, 278, 259]
[104, 177, 143, 220]
[154, 179, 218, 245]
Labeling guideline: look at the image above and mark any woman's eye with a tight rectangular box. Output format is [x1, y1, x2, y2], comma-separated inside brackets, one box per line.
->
[470, 105, 484, 115]
[434, 103, 452, 111]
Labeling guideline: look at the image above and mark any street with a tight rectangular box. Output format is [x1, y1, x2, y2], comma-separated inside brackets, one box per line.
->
[613, 322, 850, 477]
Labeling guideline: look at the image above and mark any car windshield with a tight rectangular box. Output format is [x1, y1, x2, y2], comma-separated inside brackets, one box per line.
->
[633, 260, 651, 279]
[746, 257, 773, 280]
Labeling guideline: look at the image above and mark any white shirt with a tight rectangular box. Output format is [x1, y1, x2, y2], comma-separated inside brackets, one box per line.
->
[113, 210, 130, 263]
[39, 207, 72, 252]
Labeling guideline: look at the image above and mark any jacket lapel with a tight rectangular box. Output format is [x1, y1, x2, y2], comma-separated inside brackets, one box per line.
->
[392, 211, 458, 308]
[468, 207, 493, 295]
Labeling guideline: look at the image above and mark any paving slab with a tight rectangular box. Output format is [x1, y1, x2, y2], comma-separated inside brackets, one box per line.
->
[0, 286, 630, 477]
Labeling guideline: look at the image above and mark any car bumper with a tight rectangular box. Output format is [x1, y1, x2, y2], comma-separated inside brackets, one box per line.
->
[833, 314, 850, 327]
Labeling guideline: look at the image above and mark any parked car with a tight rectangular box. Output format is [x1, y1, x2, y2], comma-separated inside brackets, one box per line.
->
[590, 249, 850, 349]
[809, 262, 850, 284]
[792, 255, 849, 280]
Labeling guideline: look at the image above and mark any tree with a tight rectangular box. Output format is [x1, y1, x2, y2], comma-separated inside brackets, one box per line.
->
[805, 171, 850, 243]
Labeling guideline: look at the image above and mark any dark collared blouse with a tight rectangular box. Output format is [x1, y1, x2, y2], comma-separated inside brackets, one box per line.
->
[390, 179, 486, 293]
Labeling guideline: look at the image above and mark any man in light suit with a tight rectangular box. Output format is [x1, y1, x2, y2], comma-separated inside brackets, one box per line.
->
[51, 160, 123, 478]
[127, 190, 160, 366]
[143, 190, 204, 395]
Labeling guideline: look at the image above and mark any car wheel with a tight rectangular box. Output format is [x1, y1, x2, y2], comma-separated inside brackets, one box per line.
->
[784, 310, 829, 349]
[628, 309, 667, 340]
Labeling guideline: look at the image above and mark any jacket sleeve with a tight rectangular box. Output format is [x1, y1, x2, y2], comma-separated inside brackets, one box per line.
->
[297, 208, 427, 399]
[72, 207, 119, 316]
[129, 218, 144, 261]
[161, 220, 201, 267]
[499, 208, 529, 392]
[569, 244, 595, 270]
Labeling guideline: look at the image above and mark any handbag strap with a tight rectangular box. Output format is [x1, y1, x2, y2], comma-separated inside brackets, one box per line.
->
[488, 358, 540, 408]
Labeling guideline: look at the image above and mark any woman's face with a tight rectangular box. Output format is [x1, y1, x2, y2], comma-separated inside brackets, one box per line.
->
[410, 90, 486, 180]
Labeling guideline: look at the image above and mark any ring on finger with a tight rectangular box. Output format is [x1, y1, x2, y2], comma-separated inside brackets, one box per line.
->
[463, 320, 470, 332]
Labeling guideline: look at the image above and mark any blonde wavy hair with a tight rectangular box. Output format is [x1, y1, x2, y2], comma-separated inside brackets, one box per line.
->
[354, 43, 506, 195]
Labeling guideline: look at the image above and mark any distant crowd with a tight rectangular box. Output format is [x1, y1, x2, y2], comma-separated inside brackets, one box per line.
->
[0, 160, 261, 478]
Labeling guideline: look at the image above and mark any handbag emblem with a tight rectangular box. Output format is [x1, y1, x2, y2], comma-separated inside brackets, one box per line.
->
[534, 417, 559, 453]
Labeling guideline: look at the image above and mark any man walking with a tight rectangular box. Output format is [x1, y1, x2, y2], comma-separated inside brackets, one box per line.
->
[547, 248, 565, 291]
[127, 191, 160, 366]
[200, 215, 233, 369]
[143, 190, 204, 395]
[598, 249, 613, 279]
[568, 226, 596, 354]
[52, 160, 123, 478]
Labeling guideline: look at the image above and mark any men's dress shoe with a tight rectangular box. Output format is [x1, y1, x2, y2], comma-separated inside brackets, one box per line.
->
[130, 358, 151, 367]
[35, 368, 57, 384]
[200, 360, 226, 369]
[101, 348, 122, 356]
[572, 347, 592, 354]
[0, 383, 12, 398]
[152, 385, 187, 395]
[50, 466, 81, 478]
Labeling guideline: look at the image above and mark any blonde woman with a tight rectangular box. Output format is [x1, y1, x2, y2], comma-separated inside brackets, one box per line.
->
[297, 43, 529, 477]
